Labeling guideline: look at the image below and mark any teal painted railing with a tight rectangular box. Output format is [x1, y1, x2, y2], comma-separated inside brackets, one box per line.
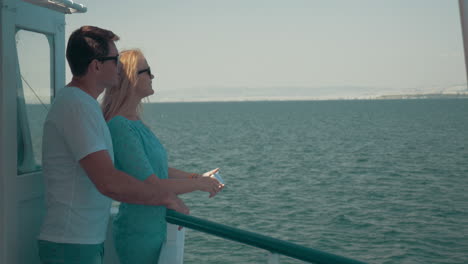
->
[166, 210, 368, 264]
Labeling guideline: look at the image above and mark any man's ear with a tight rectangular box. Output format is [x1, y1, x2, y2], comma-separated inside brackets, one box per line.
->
[88, 59, 101, 74]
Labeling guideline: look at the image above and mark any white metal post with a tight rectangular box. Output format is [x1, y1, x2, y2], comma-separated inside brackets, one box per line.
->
[0, 0, 19, 263]
[268, 252, 280, 264]
[459, 0, 468, 86]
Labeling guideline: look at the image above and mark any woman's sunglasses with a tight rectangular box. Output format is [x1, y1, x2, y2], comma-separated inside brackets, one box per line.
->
[138, 67, 152, 77]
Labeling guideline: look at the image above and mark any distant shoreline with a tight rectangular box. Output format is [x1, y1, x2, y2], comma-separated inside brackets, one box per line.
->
[150, 93, 468, 103]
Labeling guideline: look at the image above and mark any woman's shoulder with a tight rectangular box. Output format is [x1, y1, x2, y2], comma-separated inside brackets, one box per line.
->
[108, 115, 128, 126]
[107, 116, 139, 133]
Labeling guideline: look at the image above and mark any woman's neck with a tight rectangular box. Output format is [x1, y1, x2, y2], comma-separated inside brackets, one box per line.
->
[117, 96, 141, 120]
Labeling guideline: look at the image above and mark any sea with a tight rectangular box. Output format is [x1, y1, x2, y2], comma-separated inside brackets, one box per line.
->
[28, 99, 468, 264]
[141, 99, 468, 264]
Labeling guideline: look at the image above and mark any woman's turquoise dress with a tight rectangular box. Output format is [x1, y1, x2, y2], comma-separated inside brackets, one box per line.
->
[107, 116, 168, 264]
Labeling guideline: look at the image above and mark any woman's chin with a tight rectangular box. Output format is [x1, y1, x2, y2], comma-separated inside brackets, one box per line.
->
[141, 90, 154, 99]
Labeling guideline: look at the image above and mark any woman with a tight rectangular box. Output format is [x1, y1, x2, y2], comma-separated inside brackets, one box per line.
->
[102, 49, 223, 264]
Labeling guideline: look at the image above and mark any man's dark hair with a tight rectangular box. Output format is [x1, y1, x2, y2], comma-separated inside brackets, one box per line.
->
[66, 26, 120, 77]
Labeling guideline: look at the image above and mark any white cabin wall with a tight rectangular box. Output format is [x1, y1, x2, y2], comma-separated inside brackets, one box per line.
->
[1, 1, 66, 263]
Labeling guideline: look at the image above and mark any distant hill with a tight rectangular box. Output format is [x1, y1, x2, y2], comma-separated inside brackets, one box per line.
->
[376, 84, 468, 100]
[376, 93, 468, 100]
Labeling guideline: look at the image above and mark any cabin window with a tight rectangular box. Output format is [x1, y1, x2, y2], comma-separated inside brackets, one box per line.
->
[16, 29, 52, 174]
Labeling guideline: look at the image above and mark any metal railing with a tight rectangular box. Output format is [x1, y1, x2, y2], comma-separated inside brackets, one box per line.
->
[166, 210, 368, 264]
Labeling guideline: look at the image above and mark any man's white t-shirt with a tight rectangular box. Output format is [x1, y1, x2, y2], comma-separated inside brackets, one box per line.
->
[38, 86, 114, 244]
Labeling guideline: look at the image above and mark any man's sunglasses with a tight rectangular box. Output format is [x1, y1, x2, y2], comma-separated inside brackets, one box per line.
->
[95, 55, 120, 64]
[138, 67, 152, 77]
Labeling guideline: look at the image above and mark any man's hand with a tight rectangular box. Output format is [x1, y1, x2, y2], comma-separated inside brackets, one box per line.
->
[165, 193, 190, 215]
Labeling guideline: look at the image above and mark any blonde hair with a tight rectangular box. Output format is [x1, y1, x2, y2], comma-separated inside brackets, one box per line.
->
[102, 49, 144, 121]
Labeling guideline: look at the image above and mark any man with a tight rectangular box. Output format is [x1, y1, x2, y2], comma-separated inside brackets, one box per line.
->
[37, 26, 188, 264]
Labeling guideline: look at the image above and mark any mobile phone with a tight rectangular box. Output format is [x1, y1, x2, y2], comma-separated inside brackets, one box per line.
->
[212, 171, 225, 185]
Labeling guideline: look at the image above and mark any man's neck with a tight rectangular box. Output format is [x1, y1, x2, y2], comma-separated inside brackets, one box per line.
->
[67, 77, 101, 99]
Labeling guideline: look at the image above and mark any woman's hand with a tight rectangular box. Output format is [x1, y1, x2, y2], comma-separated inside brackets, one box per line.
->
[202, 168, 219, 177]
[195, 168, 224, 197]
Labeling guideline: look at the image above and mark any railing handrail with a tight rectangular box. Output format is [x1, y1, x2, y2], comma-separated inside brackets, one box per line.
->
[166, 210, 368, 264]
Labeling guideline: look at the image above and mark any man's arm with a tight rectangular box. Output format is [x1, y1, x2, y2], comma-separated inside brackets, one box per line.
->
[79, 150, 189, 214]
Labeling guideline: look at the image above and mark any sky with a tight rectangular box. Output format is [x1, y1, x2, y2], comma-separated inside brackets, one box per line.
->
[24, 0, 468, 101]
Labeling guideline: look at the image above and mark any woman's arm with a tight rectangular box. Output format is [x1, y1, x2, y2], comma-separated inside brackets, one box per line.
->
[168, 167, 219, 179]
[108, 118, 222, 198]
[145, 173, 223, 198]
[166, 167, 223, 197]
[168, 167, 198, 179]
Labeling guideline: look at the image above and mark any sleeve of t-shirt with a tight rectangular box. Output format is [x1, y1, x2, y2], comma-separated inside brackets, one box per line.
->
[61, 104, 109, 161]
[107, 117, 154, 181]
